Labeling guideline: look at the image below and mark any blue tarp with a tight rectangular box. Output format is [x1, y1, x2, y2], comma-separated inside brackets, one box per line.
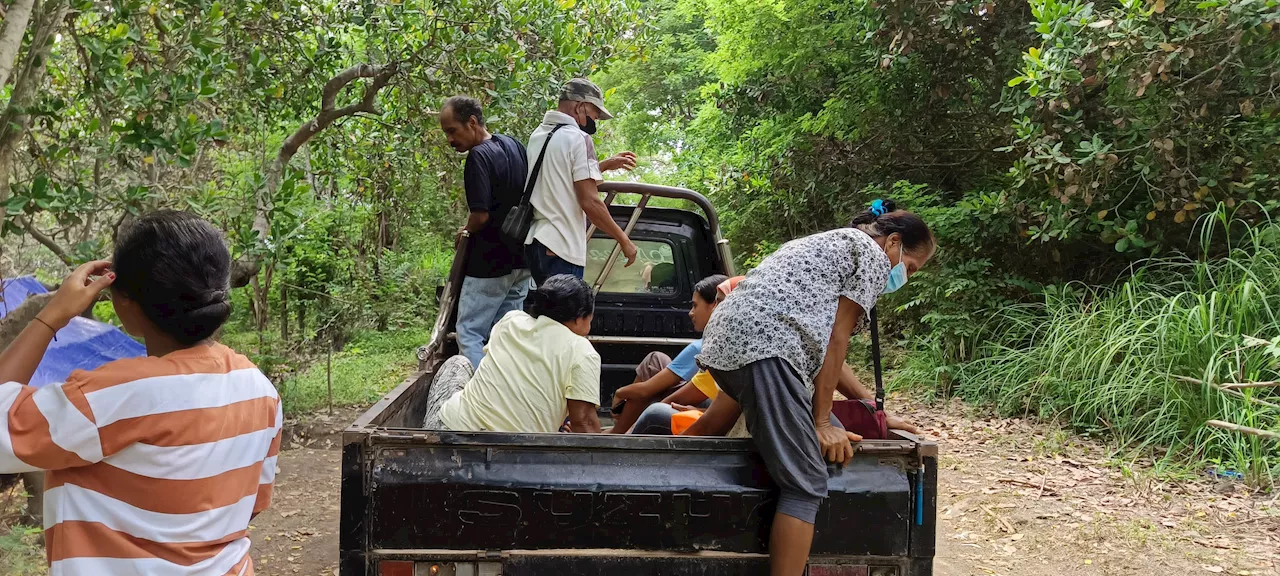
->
[1, 276, 145, 388]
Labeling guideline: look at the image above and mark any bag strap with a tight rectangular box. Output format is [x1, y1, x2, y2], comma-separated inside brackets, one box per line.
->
[518, 123, 569, 207]
[869, 305, 885, 412]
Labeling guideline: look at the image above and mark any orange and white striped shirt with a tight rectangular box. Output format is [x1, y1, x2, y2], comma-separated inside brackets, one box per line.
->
[0, 343, 281, 576]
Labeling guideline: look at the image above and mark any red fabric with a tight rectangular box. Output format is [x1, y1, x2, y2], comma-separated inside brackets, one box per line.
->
[831, 399, 889, 440]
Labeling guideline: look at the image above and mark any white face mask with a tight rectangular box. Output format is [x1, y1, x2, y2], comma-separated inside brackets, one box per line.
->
[882, 244, 908, 294]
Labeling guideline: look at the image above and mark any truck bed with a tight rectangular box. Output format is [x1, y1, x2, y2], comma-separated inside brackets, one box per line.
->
[341, 183, 937, 575]
[341, 370, 938, 575]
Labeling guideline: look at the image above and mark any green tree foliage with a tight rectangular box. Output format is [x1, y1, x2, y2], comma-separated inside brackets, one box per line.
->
[603, 0, 1279, 363]
[0, 0, 643, 345]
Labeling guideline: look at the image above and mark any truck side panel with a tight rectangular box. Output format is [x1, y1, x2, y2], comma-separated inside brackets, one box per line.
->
[364, 437, 911, 556]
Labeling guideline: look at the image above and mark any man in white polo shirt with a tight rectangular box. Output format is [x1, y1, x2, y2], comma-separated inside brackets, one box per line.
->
[524, 78, 639, 285]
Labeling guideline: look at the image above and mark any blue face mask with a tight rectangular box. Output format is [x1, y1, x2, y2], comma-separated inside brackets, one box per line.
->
[882, 244, 908, 294]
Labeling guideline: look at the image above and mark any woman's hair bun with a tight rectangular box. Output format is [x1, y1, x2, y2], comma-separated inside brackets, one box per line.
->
[848, 198, 934, 252]
[524, 289, 548, 317]
[523, 275, 594, 323]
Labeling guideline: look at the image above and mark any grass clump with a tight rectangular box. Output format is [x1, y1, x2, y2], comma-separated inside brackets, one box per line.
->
[278, 328, 427, 415]
[0, 524, 44, 575]
[934, 208, 1280, 484]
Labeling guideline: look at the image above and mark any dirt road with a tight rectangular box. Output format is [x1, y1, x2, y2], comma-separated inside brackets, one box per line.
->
[240, 399, 1279, 576]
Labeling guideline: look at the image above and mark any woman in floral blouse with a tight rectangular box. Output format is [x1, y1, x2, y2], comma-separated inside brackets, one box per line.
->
[697, 199, 935, 576]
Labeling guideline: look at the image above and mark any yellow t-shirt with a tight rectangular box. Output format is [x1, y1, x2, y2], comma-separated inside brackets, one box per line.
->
[439, 311, 601, 433]
[690, 370, 719, 400]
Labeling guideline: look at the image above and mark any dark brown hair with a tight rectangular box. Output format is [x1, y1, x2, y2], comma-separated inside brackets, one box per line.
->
[849, 199, 935, 253]
[112, 210, 231, 345]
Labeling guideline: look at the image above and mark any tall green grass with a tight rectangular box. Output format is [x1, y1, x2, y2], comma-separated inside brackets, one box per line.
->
[928, 207, 1280, 484]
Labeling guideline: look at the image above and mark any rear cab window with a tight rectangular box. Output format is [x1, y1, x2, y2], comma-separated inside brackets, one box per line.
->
[584, 238, 679, 296]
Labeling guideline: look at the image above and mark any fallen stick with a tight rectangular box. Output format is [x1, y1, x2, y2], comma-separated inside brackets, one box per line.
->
[997, 479, 1042, 489]
[1221, 381, 1280, 390]
[1226, 514, 1279, 527]
[980, 504, 1016, 533]
[1206, 419, 1280, 441]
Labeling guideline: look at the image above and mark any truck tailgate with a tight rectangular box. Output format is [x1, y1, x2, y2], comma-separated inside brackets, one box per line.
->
[349, 432, 919, 557]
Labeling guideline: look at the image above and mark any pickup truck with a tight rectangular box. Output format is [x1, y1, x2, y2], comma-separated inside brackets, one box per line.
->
[340, 181, 939, 576]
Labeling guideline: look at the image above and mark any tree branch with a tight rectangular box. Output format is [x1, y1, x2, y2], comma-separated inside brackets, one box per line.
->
[230, 62, 400, 288]
[19, 216, 73, 267]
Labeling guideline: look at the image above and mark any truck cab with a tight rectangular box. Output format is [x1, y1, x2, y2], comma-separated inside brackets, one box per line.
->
[340, 182, 938, 576]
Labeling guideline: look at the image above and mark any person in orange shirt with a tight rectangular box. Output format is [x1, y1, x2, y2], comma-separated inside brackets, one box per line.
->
[0, 210, 280, 576]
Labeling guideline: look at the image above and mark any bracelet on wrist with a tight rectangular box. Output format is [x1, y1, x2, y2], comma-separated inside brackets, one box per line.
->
[33, 316, 59, 341]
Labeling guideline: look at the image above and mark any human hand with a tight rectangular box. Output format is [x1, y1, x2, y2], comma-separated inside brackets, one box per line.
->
[621, 240, 638, 267]
[816, 421, 862, 466]
[887, 414, 920, 434]
[600, 152, 637, 172]
[39, 260, 114, 330]
[671, 403, 698, 412]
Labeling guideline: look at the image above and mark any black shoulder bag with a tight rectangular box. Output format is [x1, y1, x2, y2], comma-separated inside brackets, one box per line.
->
[501, 123, 568, 247]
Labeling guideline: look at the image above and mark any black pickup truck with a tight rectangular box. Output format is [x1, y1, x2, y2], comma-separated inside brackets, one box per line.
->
[340, 182, 939, 576]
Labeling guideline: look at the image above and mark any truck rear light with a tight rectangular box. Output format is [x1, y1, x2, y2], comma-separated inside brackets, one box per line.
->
[378, 561, 414, 576]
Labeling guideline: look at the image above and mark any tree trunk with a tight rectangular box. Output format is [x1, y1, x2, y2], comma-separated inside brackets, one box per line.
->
[297, 299, 307, 337]
[0, 0, 36, 89]
[0, 0, 69, 227]
[373, 209, 388, 331]
[279, 283, 289, 342]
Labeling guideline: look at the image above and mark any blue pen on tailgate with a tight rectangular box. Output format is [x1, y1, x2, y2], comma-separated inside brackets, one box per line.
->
[915, 465, 925, 525]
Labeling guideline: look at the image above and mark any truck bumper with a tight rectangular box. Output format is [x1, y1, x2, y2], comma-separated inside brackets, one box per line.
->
[365, 551, 932, 576]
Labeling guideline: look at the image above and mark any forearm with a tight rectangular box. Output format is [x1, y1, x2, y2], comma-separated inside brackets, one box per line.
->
[572, 412, 602, 433]
[812, 351, 844, 429]
[681, 394, 739, 437]
[837, 363, 874, 401]
[662, 382, 708, 406]
[634, 370, 680, 398]
[576, 183, 630, 245]
[816, 298, 859, 427]
[464, 211, 490, 233]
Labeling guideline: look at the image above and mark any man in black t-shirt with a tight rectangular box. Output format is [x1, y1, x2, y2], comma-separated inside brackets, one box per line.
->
[440, 96, 531, 368]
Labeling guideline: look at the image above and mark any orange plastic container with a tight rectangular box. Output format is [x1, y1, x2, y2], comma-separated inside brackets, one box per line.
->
[670, 409, 704, 435]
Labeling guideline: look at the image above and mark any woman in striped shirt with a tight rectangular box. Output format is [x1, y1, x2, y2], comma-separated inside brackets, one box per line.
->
[0, 211, 280, 576]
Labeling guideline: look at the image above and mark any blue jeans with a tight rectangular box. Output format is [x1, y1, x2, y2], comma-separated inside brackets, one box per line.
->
[524, 239, 584, 286]
[457, 269, 532, 368]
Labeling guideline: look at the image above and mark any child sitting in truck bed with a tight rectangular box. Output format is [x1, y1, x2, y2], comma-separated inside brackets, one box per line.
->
[422, 274, 603, 433]
[607, 274, 728, 433]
